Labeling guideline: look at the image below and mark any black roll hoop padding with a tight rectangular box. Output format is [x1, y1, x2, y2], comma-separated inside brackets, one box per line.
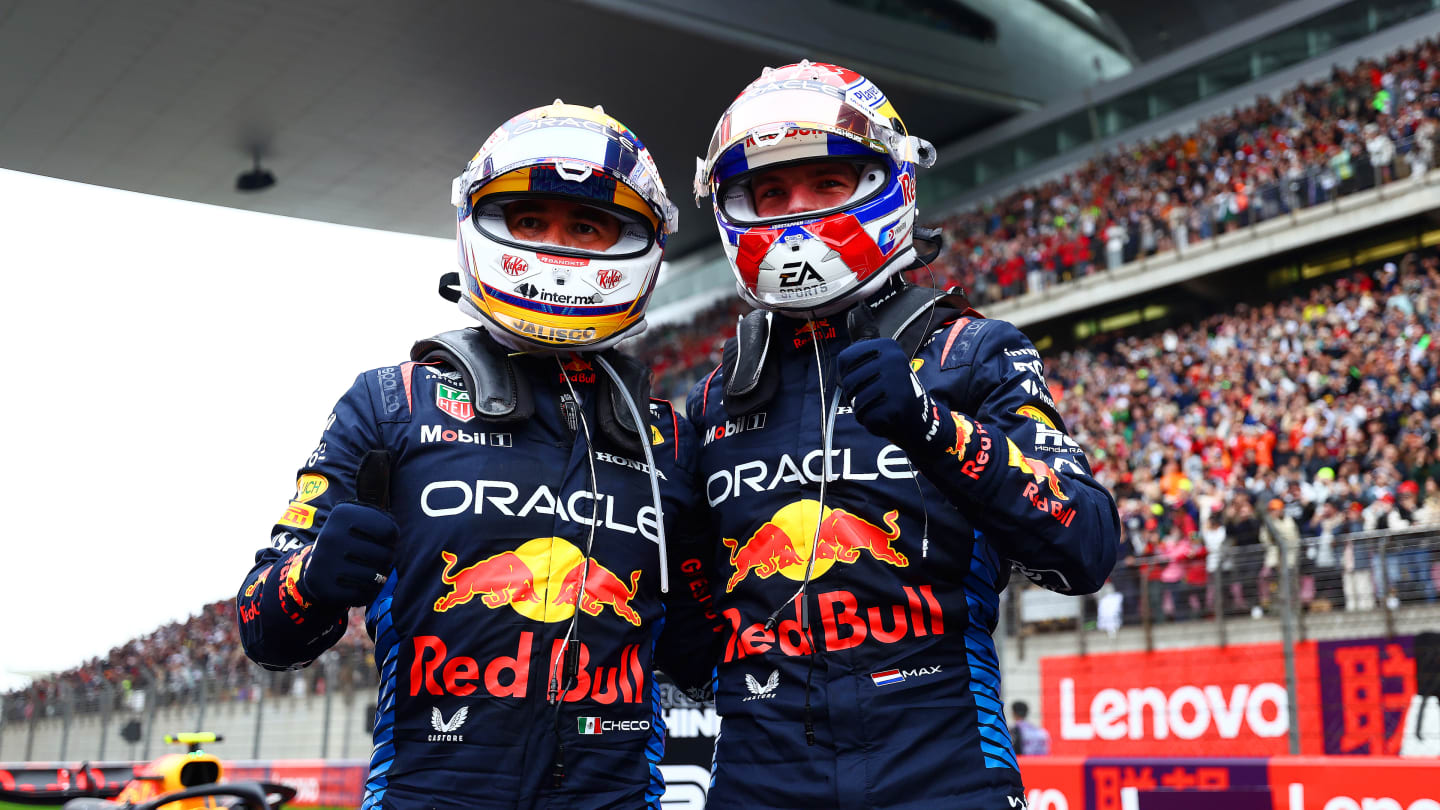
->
[721, 310, 777, 419]
[411, 328, 534, 422]
[410, 327, 651, 453]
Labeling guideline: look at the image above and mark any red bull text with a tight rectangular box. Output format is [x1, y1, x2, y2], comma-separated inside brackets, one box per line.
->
[410, 633, 647, 703]
[1006, 439, 1075, 526]
[721, 585, 945, 661]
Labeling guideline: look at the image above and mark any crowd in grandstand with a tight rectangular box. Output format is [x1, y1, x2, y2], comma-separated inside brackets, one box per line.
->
[929, 35, 1440, 304]
[1, 600, 372, 723]
[1063, 251, 1440, 624]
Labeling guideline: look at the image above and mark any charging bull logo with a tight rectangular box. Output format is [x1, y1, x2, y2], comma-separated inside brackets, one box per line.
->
[551, 559, 642, 626]
[435, 550, 539, 611]
[946, 412, 975, 458]
[434, 538, 642, 625]
[722, 500, 907, 592]
[1006, 439, 1068, 502]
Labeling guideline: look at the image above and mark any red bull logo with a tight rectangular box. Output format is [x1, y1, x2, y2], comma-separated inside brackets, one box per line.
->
[1006, 439, 1068, 502]
[551, 559, 643, 626]
[722, 500, 908, 593]
[560, 356, 596, 384]
[792, 319, 836, 348]
[946, 412, 975, 458]
[434, 549, 539, 612]
[411, 633, 648, 703]
[432, 537, 643, 626]
[1006, 438, 1076, 526]
[722, 585, 945, 662]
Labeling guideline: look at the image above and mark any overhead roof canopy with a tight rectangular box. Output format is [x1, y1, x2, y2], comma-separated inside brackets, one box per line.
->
[0, 0, 1133, 256]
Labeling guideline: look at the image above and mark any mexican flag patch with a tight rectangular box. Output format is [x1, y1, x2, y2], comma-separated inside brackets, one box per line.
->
[577, 717, 602, 735]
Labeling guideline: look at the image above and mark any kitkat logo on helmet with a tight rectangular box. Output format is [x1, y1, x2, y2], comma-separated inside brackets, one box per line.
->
[595, 268, 623, 290]
[722, 499, 906, 592]
[433, 537, 643, 626]
[501, 254, 530, 276]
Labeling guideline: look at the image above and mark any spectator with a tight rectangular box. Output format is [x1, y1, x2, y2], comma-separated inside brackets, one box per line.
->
[1259, 498, 1303, 614]
[1010, 701, 1051, 755]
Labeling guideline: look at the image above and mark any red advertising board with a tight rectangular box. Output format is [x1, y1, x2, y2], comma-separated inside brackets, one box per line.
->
[1041, 641, 1323, 756]
[1019, 756, 1086, 810]
[1267, 756, 1440, 809]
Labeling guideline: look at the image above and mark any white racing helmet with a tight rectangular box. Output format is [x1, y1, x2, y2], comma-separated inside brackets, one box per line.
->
[453, 101, 678, 350]
[695, 61, 936, 316]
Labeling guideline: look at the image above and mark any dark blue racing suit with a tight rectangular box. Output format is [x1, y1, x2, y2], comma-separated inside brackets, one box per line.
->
[686, 290, 1119, 809]
[237, 337, 716, 810]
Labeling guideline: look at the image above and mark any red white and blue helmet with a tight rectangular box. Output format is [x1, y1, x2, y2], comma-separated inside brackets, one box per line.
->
[453, 101, 678, 351]
[694, 61, 936, 315]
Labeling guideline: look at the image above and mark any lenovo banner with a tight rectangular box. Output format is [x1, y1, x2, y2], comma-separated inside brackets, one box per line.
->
[1041, 641, 1323, 756]
[1042, 636, 1429, 757]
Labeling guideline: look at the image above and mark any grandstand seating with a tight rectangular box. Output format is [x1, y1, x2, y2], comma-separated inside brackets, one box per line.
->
[927, 34, 1440, 304]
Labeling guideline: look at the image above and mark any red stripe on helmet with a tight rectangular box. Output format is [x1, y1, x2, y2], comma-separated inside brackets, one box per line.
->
[735, 228, 783, 289]
[806, 214, 886, 281]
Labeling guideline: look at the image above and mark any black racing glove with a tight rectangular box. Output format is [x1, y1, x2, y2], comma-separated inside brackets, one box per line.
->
[837, 305, 948, 455]
[298, 450, 398, 607]
[837, 337, 948, 454]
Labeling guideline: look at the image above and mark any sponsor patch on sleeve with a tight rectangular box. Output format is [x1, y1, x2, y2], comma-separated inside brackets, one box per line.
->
[294, 473, 329, 503]
[278, 501, 316, 529]
[1015, 405, 1057, 430]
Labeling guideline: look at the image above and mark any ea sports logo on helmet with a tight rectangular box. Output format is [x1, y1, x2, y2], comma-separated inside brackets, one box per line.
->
[501, 254, 530, 277]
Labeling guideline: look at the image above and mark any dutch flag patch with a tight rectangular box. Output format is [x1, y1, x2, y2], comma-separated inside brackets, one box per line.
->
[870, 669, 905, 687]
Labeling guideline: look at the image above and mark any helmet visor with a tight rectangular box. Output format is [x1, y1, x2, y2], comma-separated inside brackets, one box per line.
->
[471, 192, 655, 258]
[696, 85, 936, 203]
[453, 115, 678, 235]
[716, 157, 888, 226]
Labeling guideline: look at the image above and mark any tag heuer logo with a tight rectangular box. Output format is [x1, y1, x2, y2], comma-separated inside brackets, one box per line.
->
[436, 383, 474, 423]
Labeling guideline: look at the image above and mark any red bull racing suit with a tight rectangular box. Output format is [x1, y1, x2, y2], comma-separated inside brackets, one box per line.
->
[237, 343, 715, 810]
[686, 289, 1120, 808]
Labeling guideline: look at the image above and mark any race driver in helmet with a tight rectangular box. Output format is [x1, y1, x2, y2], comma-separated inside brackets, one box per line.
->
[686, 61, 1120, 808]
[236, 101, 716, 810]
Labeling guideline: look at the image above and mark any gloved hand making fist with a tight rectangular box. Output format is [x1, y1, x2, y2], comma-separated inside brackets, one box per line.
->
[837, 336, 949, 456]
[298, 449, 398, 608]
[298, 502, 399, 607]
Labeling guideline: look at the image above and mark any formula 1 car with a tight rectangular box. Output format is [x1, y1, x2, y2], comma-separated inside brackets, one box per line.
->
[0, 732, 295, 809]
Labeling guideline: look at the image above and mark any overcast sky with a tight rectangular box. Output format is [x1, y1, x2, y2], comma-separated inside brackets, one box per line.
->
[0, 168, 463, 689]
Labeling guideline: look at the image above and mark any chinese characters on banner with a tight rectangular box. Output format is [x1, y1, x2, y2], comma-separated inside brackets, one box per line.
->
[1317, 635, 1416, 755]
